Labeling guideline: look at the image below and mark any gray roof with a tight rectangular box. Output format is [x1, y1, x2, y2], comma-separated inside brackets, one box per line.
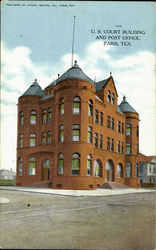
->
[95, 78, 109, 91]
[47, 61, 94, 87]
[117, 105, 124, 114]
[119, 96, 138, 114]
[21, 79, 44, 97]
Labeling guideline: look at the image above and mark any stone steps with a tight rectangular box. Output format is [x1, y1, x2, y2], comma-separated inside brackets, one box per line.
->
[101, 182, 132, 189]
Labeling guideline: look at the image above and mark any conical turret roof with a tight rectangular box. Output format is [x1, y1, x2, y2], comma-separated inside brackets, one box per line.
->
[47, 60, 94, 87]
[119, 96, 138, 114]
[21, 79, 44, 97]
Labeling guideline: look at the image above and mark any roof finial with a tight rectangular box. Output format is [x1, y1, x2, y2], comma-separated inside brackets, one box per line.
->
[34, 78, 37, 82]
[110, 72, 112, 76]
[71, 16, 76, 67]
[123, 95, 126, 101]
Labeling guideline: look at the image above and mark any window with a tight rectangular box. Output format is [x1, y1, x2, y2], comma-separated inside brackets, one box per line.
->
[71, 153, 80, 176]
[20, 112, 24, 125]
[47, 131, 51, 144]
[42, 109, 46, 124]
[30, 110, 36, 125]
[137, 126, 139, 137]
[42, 132, 46, 144]
[18, 158, 22, 176]
[19, 134, 23, 148]
[73, 96, 81, 114]
[58, 153, 64, 175]
[136, 144, 139, 154]
[87, 154, 92, 176]
[111, 93, 115, 104]
[99, 135, 103, 149]
[59, 98, 64, 115]
[94, 160, 102, 177]
[126, 124, 131, 136]
[111, 118, 114, 130]
[88, 99, 93, 116]
[117, 121, 121, 133]
[121, 123, 124, 134]
[111, 138, 114, 151]
[100, 112, 103, 126]
[46, 89, 50, 96]
[107, 90, 111, 103]
[48, 108, 52, 123]
[126, 143, 131, 155]
[30, 134, 36, 147]
[72, 125, 80, 141]
[59, 125, 64, 142]
[28, 157, 36, 176]
[117, 141, 120, 153]
[126, 163, 131, 178]
[94, 133, 98, 148]
[88, 126, 92, 143]
[94, 110, 99, 124]
[107, 137, 110, 151]
[107, 116, 110, 128]
[117, 164, 123, 178]
[136, 163, 138, 178]
[121, 142, 124, 154]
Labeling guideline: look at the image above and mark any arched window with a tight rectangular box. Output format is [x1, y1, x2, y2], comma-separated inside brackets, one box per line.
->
[19, 134, 23, 148]
[28, 157, 36, 176]
[73, 96, 81, 114]
[58, 153, 64, 175]
[107, 90, 111, 103]
[30, 110, 36, 125]
[88, 126, 92, 143]
[18, 158, 22, 176]
[59, 125, 64, 142]
[126, 124, 131, 136]
[48, 107, 52, 123]
[71, 153, 80, 176]
[30, 133, 36, 147]
[126, 163, 131, 178]
[59, 98, 64, 115]
[42, 109, 46, 124]
[88, 99, 93, 116]
[94, 160, 102, 177]
[87, 154, 92, 176]
[43, 159, 50, 167]
[20, 112, 24, 125]
[117, 164, 123, 178]
[111, 93, 115, 104]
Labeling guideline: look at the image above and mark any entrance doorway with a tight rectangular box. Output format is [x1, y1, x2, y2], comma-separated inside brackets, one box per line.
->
[42, 160, 50, 181]
[105, 160, 114, 181]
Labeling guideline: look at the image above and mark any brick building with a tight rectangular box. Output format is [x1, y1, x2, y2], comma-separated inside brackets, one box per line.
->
[16, 61, 140, 189]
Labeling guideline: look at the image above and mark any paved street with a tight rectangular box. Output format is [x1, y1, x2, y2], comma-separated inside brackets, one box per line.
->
[0, 189, 155, 249]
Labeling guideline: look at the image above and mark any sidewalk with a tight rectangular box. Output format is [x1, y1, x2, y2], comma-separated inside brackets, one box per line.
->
[0, 185, 155, 197]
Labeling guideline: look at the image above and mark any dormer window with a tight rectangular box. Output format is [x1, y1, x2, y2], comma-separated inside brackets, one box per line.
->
[107, 90, 111, 103]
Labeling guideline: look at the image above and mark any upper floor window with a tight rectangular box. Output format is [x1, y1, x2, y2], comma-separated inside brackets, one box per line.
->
[111, 93, 115, 104]
[73, 96, 81, 114]
[121, 123, 124, 134]
[71, 153, 80, 176]
[47, 131, 51, 144]
[126, 163, 131, 178]
[107, 116, 110, 128]
[107, 90, 111, 103]
[42, 132, 46, 144]
[72, 125, 80, 141]
[136, 163, 139, 178]
[117, 121, 121, 133]
[19, 134, 23, 148]
[59, 98, 64, 115]
[28, 157, 36, 176]
[59, 125, 64, 143]
[126, 143, 131, 155]
[58, 153, 64, 175]
[88, 126, 92, 144]
[18, 158, 22, 176]
[111, 138, 114, 151]
[88, 99, 93, 116]
[30, 133, 36, 147]
[126, 124, 131, 136]
[87, 154, 92, 176]
[20, 111, 24, 125]
[100, 112, 103, 126]
[94, 133, 98, 148]
[107, 137, 110, 151]
[137, 126, 139, 137]
[48, 108, 52, 123]
[136, 144, 139, 154]
[111, 118, 114, 130]
[99, 134, 103, 149]
[30, 110, 36, 125]
[42, 109, 46, 124]
[117, 141, 120, 153]
[121, 142, 124, 154]
[94, 110, 99, 124]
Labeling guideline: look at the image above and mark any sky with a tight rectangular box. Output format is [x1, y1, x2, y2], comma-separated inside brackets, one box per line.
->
[1, 1, 156, 171]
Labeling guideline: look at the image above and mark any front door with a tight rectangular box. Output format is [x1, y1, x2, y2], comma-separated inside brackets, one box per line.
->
[43, 168, 50, 181]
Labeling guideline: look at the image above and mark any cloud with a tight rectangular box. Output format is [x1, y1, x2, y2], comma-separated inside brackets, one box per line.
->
[1, 41, 156, 171]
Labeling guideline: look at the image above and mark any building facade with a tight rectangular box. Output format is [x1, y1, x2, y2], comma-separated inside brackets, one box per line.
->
[139, 153, 156, 184]
[16, 61, 140, 189]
